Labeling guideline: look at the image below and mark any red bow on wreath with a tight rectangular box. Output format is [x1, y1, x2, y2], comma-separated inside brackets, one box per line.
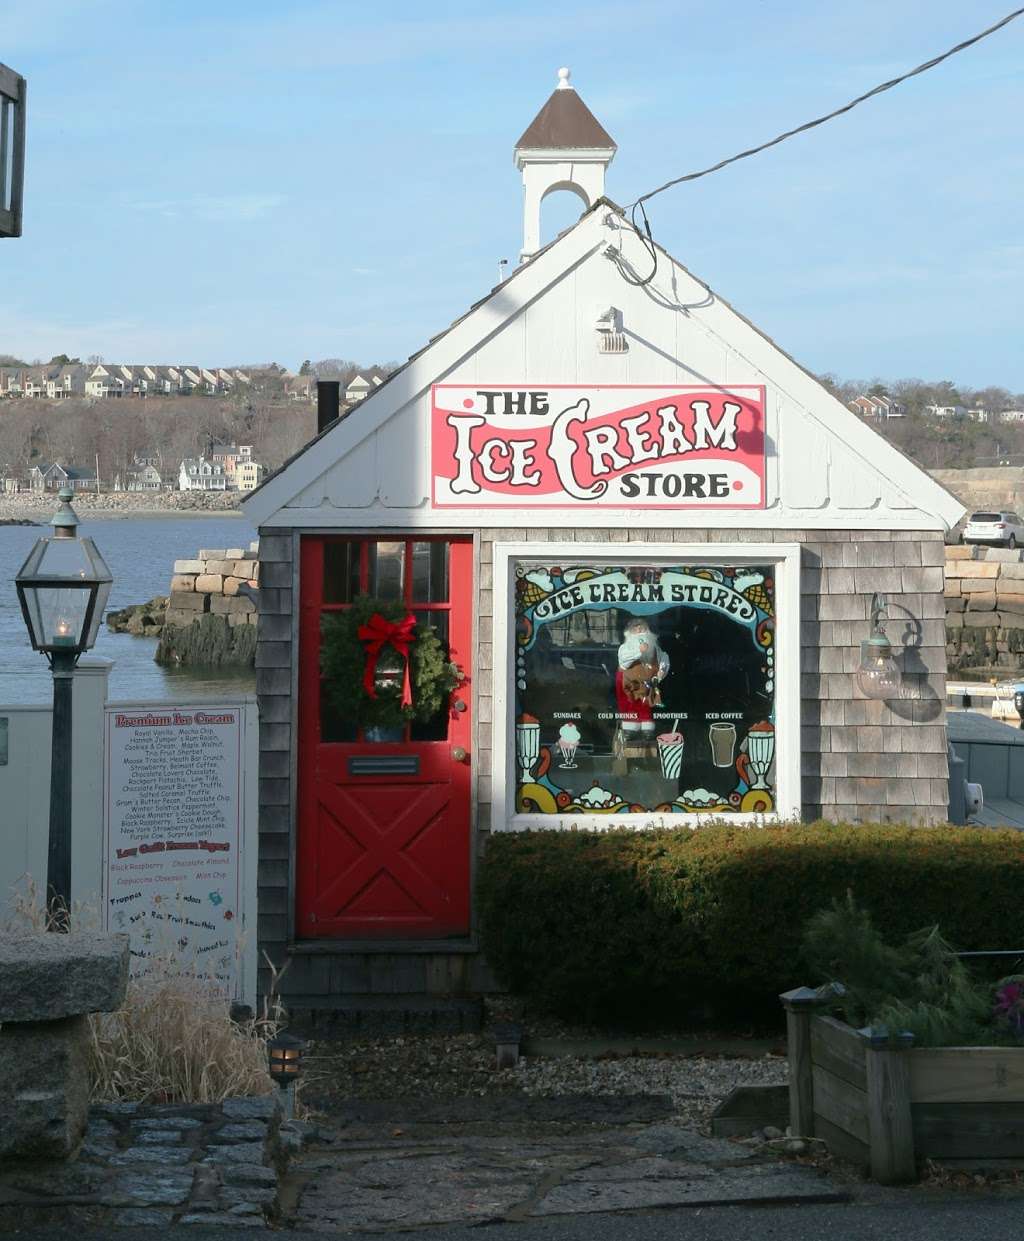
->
[357, 611, 416, 707]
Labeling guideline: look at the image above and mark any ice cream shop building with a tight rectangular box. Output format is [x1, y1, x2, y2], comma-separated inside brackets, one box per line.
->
[242, 71, 963, 1009]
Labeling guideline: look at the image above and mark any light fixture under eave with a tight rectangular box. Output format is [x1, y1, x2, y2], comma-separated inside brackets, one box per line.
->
[857, 592, 901, 701]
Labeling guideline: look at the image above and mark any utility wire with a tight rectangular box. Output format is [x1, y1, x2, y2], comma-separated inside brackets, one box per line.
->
[628, 6, 1024, 209]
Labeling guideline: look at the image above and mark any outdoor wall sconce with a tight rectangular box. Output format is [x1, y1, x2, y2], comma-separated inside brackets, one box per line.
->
[15, 487, 112, 926]
[856, 593, 901, 701]
[267, 1029, 306, 1118]
[0, 62, 27, 239]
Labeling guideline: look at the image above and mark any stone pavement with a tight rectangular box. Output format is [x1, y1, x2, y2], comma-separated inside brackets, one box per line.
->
[0, 1096, 285, 1229]
[285, 1098, 846, 1232]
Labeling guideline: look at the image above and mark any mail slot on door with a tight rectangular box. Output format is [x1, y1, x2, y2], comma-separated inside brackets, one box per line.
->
[348, 755, 420, 776]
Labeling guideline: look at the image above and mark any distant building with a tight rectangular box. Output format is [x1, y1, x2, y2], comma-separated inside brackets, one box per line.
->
[28, 462, 97, 492]
[211, 443, 255, 487]
[285, 374, 315, 402]
[1000, 410, 1024, 424]
[178, 456, 227, 491]
[236, 459, 266, 492]
[848, 394, 905, 420]
[125, 463, 163, 491]
[924, 404, 967, 419]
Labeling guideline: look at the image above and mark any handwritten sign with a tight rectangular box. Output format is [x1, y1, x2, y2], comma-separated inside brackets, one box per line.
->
[431, 384, 766, 509]
[103, 706, 243, 994]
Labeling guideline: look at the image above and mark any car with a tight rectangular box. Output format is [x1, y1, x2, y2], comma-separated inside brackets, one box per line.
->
[963, 511, 1024, 547]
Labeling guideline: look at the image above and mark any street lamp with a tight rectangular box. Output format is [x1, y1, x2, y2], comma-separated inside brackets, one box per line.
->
[15, 486, 112, 928]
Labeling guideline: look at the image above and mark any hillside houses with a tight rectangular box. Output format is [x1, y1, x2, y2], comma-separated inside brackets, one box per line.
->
[848, 394, 906, 419]
[0, 362, 254, 399]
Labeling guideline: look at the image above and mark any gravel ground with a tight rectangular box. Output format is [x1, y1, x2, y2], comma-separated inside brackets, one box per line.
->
[303, 1032, 788, 1134]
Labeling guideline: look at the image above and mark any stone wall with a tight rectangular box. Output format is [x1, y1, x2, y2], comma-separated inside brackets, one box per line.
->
[945, 544, 1024, 676]
[164, 542, 261, 629]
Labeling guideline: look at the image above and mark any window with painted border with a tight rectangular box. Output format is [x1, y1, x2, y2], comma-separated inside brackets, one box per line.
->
[491, 543, 801, 829]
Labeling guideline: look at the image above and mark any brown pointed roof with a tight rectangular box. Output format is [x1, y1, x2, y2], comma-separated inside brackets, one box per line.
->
[515, 85, 616, 151]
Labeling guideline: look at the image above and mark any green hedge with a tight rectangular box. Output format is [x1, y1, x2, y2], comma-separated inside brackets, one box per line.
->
[477, 824, 1024, 1025]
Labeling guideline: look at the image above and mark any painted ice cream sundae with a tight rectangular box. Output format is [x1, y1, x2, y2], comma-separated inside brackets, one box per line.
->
[745, 721, 775, 790]
[557, 722, 581, 769]
[516, 713, 541, 781]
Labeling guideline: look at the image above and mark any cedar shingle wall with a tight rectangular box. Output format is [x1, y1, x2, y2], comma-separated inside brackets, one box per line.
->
[255, 527, 949, 993]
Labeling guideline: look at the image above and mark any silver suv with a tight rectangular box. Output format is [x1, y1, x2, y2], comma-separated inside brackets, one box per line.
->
[963, 511, 1023, 548]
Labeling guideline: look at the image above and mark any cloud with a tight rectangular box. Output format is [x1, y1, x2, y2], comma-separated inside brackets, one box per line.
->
[129, 194, 287, 223]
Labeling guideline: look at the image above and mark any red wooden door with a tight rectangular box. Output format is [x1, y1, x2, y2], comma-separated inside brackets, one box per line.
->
[296, 537, 472, 939]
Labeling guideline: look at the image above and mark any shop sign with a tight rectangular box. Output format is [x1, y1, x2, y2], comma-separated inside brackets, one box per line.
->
[103, 705, 243, 995]
[431, 385, 765, 509]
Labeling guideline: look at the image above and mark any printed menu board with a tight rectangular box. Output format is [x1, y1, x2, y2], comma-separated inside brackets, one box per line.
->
[103, 705, 243, 994]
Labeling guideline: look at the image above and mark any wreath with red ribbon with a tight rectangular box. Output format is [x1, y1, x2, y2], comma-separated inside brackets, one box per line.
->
[320, 595, 461, 730]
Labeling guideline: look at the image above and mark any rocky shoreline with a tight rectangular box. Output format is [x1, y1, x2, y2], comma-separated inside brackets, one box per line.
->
[0, 491, 243, 520]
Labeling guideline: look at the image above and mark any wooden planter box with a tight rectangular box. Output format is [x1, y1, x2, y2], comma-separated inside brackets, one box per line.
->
[782, 986, 1024, 1184]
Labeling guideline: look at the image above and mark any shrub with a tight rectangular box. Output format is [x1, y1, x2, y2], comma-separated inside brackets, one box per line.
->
[478, 823, 1024, 1026]
[3, 878, 280, 1103]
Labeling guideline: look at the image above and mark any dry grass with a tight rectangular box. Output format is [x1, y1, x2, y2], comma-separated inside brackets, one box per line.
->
[4, 876, 285, 1104]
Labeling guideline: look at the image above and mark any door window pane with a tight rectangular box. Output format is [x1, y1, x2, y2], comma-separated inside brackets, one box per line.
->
[513, 562, 776, 816]
[323, 541, 359, 603]
[320, 680, 357, 742]
[367, 541, 405, 600]
[412, 541, 449, 603]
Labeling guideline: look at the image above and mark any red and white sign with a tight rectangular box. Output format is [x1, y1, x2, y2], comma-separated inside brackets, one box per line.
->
[431, 385, 766, 509]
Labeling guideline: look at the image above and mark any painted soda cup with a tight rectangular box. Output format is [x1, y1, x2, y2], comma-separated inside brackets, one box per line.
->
[657, 731, 684, 780]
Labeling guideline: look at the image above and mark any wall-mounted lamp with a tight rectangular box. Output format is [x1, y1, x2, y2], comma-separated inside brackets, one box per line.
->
[856, 593, 901, 701]
[595, 306, 627, 353]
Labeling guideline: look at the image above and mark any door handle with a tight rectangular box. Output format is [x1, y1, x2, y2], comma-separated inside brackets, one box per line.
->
[452, 746, 469, 763]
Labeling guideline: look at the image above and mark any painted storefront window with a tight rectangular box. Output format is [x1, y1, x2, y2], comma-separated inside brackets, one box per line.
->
[513, 562, 776, 816]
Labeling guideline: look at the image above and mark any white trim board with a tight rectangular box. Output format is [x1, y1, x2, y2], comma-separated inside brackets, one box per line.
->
[490, 541, 802, 831]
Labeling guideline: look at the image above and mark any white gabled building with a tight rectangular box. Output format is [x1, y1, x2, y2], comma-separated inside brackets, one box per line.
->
[239, 69, 962, 1014]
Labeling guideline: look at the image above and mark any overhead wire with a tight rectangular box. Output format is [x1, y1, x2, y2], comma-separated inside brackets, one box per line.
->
[613, 6, 1024, 286]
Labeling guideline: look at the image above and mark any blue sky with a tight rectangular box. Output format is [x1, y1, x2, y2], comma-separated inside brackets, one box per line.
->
[1, 1, 1021, 387]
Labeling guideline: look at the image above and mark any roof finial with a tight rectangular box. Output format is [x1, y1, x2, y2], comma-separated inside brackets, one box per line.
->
[556, 66, 572, 90]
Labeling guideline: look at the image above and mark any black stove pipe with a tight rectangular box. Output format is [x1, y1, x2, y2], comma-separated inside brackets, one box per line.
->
[317, 380, 341, 434]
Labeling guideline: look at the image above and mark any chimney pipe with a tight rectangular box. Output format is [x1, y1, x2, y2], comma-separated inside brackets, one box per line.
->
[317, 380, 341, 434]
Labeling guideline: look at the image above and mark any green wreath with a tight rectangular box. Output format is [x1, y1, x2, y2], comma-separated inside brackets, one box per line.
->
[320, 595, 462, 731]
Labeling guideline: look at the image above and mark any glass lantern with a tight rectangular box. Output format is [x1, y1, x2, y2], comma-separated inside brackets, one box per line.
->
[856, 593, 901, 701]
[15, 488, 113, 655]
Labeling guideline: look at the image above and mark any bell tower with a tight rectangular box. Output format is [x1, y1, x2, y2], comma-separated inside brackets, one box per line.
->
[514, 67, 616, 262]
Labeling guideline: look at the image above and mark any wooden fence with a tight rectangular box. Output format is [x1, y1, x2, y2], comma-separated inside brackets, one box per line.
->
[782, 986, 1024, 1184]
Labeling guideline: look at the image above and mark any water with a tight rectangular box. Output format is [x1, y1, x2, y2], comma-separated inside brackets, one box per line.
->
[0, 515, 259, 705]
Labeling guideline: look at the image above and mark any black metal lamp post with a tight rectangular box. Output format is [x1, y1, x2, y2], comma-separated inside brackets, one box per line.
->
[14, 486, 112, 928]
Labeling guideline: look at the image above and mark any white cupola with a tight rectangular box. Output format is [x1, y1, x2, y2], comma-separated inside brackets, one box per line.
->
[514, 67, 616, 262]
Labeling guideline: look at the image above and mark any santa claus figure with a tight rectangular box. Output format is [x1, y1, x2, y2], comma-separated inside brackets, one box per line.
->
[615, 617, 670, 734]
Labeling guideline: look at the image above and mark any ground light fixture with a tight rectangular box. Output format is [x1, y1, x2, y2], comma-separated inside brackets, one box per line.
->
[856, 592, 901, 701]
[14, 486, 112, 927]
[267, 1030, 307, 1118]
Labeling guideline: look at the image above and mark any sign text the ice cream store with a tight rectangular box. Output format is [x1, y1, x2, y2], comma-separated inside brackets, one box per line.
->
[431, 385, 766, 509]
